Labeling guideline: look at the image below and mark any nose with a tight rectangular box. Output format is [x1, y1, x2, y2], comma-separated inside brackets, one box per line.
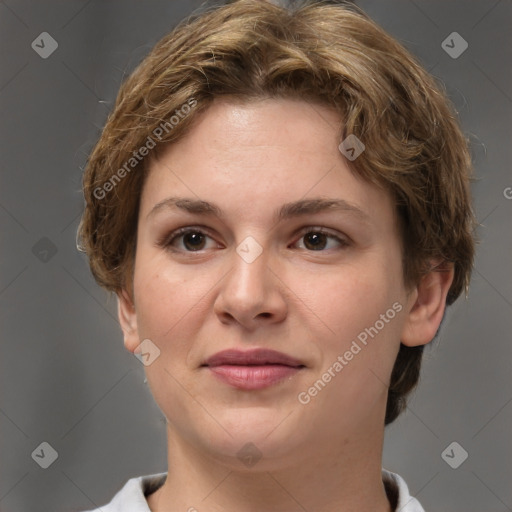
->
[213, 240, 287, 330]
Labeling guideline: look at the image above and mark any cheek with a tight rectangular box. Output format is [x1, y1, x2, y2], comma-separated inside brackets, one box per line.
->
[301, 256, 406, 388]
[301, 269, 405, 422]
[132, 257, 192, 341]
[305, 263, 400, 337]
[132, 260, 199, 416]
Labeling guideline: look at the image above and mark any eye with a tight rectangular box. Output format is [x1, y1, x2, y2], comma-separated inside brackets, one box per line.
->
[160, 227, 218, 252]
[293, 228, 349, 251]
[159, 226, 350, 253]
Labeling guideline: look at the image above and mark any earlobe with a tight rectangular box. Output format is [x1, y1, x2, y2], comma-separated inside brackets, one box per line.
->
[117, 289, 140, 352]
[400, 261, 455, 347]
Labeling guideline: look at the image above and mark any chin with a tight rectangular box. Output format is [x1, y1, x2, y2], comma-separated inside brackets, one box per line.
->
[201, 408, 307, 465]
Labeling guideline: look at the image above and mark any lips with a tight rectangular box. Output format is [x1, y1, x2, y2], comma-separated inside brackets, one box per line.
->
[202, 349, 305, 390]
[203, 349, 304, 368]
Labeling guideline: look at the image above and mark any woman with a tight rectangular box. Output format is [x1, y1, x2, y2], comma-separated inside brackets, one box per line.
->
[78, 1, 475, 510]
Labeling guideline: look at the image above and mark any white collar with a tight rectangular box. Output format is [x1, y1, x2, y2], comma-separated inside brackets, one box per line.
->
[85, 468, 425, 512]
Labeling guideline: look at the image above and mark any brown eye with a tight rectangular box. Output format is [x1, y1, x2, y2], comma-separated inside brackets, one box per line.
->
[182, 231, 206, 251]
[294, 229, 349, 251]
[161, 228, 217, 252]
[303, 232, 328, 250]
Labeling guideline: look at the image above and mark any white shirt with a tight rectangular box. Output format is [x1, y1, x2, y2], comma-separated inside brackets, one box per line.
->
[83, 469, 425, 512]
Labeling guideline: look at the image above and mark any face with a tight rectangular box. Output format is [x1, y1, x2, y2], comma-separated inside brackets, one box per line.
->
[120, 97, 424, 469]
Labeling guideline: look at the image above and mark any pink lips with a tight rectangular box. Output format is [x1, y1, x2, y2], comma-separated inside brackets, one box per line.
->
[202, 349, 305, 390]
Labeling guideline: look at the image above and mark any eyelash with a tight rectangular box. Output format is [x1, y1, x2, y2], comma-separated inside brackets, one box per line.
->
[158, 226, 350, 253]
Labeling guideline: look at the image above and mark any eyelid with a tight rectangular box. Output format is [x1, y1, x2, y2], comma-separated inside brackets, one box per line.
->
[292, 226, 351, 248]
[156, 225, 220, 251]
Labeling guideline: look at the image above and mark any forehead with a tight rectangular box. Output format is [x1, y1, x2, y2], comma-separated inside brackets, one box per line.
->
[191, 96, 342, 150]
[150, 97, 342, 175]
[140, 97, 396, 233]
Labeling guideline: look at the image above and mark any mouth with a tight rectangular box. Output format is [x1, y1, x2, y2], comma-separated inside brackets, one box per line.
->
[201, 349, 306, 390]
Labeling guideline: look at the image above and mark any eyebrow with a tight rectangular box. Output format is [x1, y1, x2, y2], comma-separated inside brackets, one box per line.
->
[147, 196, 371, 224]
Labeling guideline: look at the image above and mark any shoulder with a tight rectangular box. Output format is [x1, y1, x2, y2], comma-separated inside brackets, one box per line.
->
[382, 468, 426, 512]
[81, 472, 167, 512]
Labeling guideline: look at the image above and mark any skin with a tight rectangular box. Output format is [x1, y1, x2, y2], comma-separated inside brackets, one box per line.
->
[118, 97, 454, 512]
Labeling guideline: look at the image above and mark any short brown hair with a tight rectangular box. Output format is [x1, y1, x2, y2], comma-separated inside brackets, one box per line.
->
[78, 0, 476, 425]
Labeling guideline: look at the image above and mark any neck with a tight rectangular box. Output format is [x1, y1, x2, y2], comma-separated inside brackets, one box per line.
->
[146, 424, 392, 512]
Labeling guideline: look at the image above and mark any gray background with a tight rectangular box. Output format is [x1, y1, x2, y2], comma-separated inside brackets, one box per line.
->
[1, 0, 511, 511]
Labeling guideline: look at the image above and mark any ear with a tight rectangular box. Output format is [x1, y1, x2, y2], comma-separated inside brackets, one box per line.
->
[117, 289, 140, 353]
[400, 261, 455, 347]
